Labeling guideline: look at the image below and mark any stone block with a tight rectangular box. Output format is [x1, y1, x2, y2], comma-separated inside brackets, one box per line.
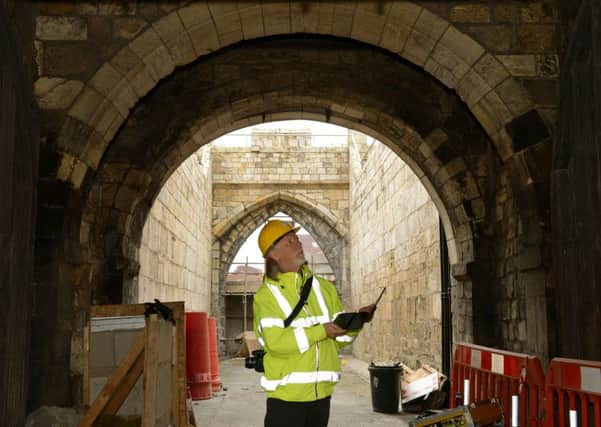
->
[379, 22, 412, 53]
[438, 26, 484, 68]
[86, 98, 123, 138]
[238, 5, 264, 39]
[128, 27, 164, 59]
[496, 78, 534, 116]
[424, 53, 461, 88]
[87, 16, 113, 40]
[114, 17, 148, 40]
[178, 3, 212, 29]
[493, 5, 520, 23]
[331, 3, 354, 37]
[98, 1, 136, 16]
[490, 128, 514, 161]
[535, 54, 559, 77]
[36, 16, 87, 41]
[415, 8, 449, 41]
[472, 90, 512, 135]
[68, 86, 105, 126]
[456, 68, 491, 107]
[473, 53, 510, 89]
[42, 42, 102, 78]
[351, 10, 386, 45]
[462, 24, 513, 52]
[450, 5, 491, 23]
[89, 63, 123, 100]
[403, 29, 437, 66]
[153, 13, 197, 65]
[141, 46, 175, 82]
[516, 24, 557, 52]
[521, 3, 558, 23]
[497, 55, 536, 77]
[387, 2, 421, 28]
[263, 2, 291, 35]
[34, 77, 83, 110]
[186, 22, 221, 56]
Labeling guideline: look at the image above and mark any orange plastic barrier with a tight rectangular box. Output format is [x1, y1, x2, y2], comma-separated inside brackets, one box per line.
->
[207, 316, 222, 392]
[545, 358, 601, 427]
[185, 312, 212, 400]
[451, 343, 546, 427]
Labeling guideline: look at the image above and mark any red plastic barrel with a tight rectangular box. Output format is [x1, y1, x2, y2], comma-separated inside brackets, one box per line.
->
[185, 312, 212, 400]
[207, 316, 222, 392]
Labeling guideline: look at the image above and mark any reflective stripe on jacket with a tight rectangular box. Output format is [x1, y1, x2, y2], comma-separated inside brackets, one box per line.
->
[253, 265, 358, 402]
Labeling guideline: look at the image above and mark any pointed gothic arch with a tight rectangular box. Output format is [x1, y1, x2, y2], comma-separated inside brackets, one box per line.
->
[211, 192, 349, 339]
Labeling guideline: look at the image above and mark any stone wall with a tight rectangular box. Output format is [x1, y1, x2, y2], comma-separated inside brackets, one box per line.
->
[132, 146, 212, 311]
[349, 134, 443, 368]
[212, 130, 349, 220]
[211, 130, 349, 283]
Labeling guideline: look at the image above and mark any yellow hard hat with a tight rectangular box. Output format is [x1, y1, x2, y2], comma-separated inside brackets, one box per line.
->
[258, 220, 300, 257]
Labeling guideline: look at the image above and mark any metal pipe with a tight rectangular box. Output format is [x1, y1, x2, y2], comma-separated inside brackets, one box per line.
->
[439, 218, 452, 379]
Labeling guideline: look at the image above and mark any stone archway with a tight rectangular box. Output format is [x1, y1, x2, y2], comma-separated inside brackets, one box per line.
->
[212, 191, 349, 342]
[32, 9, 552, 405]
[52, 2, 541, 191]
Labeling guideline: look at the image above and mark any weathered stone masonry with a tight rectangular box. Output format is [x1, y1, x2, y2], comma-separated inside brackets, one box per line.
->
[132, 146, 212, 311]
[349, 134, 444, 367]
[211, 131, 350, 340]
[25, 0, 561, 413]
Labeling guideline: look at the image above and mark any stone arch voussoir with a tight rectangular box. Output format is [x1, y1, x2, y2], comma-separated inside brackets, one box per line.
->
[55, 1, 538, 190]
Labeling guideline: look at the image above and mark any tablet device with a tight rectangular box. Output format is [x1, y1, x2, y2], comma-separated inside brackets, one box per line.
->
[333, 288, 386, 330]
[333, 312, 370, 330]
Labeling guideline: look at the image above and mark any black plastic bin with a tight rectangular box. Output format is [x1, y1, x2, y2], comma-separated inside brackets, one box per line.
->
[368, 363, 402, 414]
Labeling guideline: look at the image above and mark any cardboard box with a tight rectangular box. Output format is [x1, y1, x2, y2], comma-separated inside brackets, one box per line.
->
[401, 363, 446, 403]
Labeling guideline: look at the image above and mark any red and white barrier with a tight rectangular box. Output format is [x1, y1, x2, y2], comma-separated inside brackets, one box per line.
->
[545, 358, 601, 427]
[451, 343, 546, 427]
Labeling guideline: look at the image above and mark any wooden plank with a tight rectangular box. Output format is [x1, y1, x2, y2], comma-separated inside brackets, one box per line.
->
[172, 304, 188, 427]
[91, 304, 148, 317]
[143, 314, 159, 427]
[172, 324, 179, 427]
[90, 302, 188, 425]
[91, 302, 183, 318]
[83, 320, 90, 407]
[102, 350, 145, 416]
[79, 331, 145, 427]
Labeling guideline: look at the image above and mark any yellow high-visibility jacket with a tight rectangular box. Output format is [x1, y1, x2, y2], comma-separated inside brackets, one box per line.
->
[253, 265, 359, 402]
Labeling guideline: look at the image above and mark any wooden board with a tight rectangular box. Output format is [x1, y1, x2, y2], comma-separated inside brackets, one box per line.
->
[80, 331, 145, 427]
[87, 302, 187, 427]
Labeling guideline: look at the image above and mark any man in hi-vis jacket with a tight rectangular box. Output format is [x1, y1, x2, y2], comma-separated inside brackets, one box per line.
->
[253, 220, 375, 427]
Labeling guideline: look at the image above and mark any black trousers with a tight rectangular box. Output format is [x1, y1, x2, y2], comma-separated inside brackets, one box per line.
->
[264, 396, 331, 427]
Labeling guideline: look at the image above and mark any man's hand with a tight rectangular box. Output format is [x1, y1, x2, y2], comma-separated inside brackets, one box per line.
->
[358, 304, 376, 322]
[323, 322, 347, 338]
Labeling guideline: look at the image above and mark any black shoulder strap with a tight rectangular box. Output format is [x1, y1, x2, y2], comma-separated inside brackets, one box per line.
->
[283, 276, 313, 327]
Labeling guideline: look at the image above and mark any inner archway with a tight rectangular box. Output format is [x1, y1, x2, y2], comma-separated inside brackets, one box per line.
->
[35, 34, 548, 407]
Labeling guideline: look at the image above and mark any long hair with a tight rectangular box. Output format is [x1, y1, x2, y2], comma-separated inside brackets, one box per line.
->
[265, 257, 280, 281]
